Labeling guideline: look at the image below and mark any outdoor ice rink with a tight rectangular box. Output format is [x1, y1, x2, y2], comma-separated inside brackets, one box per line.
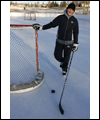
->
[10, 11, 90, 119]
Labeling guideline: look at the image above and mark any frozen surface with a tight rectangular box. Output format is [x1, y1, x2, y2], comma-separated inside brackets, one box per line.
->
[10, 14, 90, 119]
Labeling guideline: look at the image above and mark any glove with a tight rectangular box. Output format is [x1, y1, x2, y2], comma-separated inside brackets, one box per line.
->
[72, 43, 79, 52]
[32, 23, 42, 30]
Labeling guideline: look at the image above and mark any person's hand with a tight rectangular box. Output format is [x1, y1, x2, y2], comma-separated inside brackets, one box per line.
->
[72, 43, 79, 52]
[32, 23, 42, 30]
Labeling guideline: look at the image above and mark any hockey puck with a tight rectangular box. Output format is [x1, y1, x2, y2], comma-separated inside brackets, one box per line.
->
[51, 90, 55, 93]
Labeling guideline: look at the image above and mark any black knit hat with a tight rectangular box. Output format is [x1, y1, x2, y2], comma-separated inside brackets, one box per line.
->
[67, 3, 76, 11]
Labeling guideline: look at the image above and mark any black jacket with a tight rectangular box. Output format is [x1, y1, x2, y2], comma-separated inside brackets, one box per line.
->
[43, 10, 79, 44]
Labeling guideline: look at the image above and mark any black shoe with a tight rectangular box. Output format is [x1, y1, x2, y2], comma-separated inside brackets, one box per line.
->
[62, 68, 67, 76]
[62, 71, 66, 76]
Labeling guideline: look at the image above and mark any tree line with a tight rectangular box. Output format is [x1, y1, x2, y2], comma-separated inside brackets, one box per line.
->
[10, 1, 90, 8]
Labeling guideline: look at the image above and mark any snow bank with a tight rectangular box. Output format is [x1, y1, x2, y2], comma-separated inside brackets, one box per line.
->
[10, 12, 61, 17]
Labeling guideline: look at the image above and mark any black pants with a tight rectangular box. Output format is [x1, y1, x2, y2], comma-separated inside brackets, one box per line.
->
[54, 41, 73, 69]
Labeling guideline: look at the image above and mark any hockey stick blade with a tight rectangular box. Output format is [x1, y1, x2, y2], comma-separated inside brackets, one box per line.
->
[59, 102, 64, 115]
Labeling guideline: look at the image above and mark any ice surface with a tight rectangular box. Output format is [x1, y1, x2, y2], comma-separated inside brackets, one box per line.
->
[10, 13, 90, 119]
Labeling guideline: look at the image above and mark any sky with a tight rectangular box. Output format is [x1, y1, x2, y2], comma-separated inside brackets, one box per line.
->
[12, 1, 72, 4]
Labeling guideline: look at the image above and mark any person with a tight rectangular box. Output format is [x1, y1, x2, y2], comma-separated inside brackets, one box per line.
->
[32, 3, 79, 75]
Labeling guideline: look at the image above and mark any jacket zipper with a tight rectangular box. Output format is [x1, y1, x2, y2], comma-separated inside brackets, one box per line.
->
[64, 18, 69, 40]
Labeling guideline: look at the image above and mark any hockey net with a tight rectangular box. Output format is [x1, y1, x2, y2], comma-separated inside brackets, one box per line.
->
[10, 24, 44, 93]
[24, 12, 36, 20]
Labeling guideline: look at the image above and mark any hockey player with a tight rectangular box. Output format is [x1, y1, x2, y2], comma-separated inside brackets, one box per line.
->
[32, 3, 79, 75]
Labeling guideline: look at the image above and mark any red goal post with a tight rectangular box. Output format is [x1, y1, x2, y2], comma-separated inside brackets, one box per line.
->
[10, 24, 44, 93]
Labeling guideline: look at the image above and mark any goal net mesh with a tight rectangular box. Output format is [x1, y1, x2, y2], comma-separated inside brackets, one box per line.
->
[10, 25, 44, 93]
[24, 13, 36, 20]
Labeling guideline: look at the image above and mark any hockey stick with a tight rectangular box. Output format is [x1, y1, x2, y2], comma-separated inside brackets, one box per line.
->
[59, 50, 74, 115]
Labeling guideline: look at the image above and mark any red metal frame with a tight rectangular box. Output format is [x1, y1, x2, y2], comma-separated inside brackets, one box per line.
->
[35, 30, 39, 71]
[10, 24, 32, 27]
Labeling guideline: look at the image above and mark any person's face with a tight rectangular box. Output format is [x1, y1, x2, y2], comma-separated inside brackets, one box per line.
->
[67, 8, 74, 16]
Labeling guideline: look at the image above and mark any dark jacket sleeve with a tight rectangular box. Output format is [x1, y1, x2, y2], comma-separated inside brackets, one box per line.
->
[43, 16, 59, 30]
[73, 19, 79, 44]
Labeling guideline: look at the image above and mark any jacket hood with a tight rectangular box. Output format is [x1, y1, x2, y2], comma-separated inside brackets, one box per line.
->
[64, 9, 75, 19]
